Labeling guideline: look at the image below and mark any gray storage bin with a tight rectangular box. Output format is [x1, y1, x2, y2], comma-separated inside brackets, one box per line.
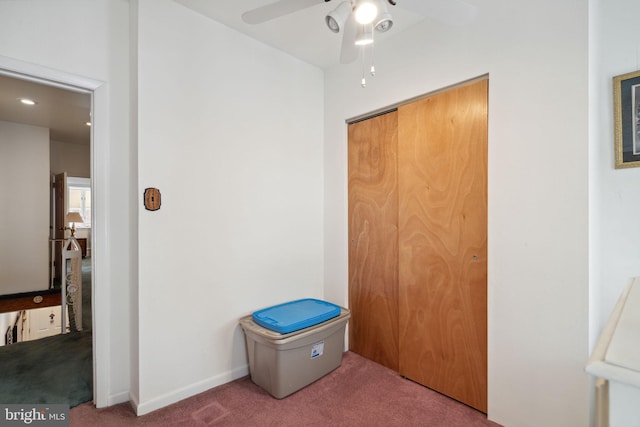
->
[240, 307, 350, 399]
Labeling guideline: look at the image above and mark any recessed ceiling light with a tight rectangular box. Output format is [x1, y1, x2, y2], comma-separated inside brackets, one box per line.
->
[18, 98, 36, 105]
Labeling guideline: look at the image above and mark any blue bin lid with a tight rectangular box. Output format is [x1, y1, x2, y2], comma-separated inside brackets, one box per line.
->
[252, 298, 341, 334]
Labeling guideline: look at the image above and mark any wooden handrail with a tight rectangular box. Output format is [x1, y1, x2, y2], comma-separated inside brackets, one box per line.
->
[0, 289, 62, 314]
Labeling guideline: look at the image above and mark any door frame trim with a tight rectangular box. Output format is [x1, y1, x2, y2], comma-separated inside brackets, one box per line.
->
[345, 73, 489, 125]
[0, 54, 111, 407]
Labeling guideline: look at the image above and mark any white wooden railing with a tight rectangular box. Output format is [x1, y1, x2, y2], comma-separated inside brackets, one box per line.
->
[61, 237, 82, 332]
[586, 277, 640, 427]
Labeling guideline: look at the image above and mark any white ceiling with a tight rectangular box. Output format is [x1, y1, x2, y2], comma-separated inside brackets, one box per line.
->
[0, 1, 476, 146]
[0, 73, 91, 145]
[173, 0, 478, 69]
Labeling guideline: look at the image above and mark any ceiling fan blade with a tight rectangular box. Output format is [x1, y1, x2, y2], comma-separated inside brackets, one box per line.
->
[242, 0, 328, 25]
[399, 0, 477, 26]
[339, 13, 358, 64]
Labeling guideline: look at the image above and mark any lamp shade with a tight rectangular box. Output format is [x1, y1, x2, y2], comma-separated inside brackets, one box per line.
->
[66, 212, 84, 224]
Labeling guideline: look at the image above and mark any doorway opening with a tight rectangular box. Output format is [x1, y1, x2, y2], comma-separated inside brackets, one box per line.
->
[0, 68, 97, 406]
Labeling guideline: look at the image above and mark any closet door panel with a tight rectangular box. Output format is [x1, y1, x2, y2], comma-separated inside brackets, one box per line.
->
[397, 80, 488, 412]
[348, 111, 399, 371]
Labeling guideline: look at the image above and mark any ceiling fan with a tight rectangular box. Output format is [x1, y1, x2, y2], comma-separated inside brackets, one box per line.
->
[241, 0, 477, 64]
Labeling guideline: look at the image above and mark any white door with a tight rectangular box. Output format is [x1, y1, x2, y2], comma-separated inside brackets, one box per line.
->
[25, 306, 69, 341]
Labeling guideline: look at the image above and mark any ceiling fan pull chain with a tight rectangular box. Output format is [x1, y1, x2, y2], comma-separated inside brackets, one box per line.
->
[370, 23, 376, 76]
[361, 45, 367, 87]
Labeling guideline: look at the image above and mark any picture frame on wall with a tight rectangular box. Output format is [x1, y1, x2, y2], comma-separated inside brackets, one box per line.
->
[614, 69, 640, 168]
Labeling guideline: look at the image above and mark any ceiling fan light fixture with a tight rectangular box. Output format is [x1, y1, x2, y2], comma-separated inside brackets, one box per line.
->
[355, 24, 374, 46]
[325, 1, 351, 33]
[374, 13, 393, 32]
[354, 0, 378, 25]
[374, 1, 393, 32]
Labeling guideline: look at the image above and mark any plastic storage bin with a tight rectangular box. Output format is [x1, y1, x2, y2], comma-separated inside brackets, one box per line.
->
[252, 298, 341, 334]
[240, 300, 350, 399]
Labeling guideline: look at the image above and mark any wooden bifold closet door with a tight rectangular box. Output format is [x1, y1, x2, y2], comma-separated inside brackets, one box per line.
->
[348, 79, 488, 412]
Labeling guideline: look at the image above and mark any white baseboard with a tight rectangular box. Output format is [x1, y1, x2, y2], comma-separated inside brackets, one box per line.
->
[91, 389, 131, 410]
[128, 392, 140, 414]
[134, 365, 249, 416]
[110, 390, 131, 406]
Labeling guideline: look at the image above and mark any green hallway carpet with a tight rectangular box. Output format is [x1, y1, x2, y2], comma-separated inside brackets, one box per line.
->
[0, 258, 93, 407]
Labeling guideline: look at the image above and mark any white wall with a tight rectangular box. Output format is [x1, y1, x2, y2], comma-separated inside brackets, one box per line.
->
[324, 1, 589, 426]
[0, 0, 132, 407]
[6, 2, 634, 424]
[50, 140, 90, 177]
[133, 0, 324, 414]
[589, 0, 640, 424]
[0, 121, 49, 295]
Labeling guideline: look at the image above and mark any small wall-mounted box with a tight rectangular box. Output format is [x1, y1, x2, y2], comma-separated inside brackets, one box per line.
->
[144, 188, 161, 211]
